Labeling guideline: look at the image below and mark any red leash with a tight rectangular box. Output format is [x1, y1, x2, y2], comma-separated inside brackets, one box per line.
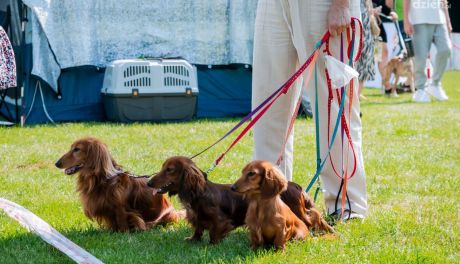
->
[206, 34, 328, 172]
[324, 20, 361, 180]
[323, 18, 363, 220]
[276, 50, 320, 166]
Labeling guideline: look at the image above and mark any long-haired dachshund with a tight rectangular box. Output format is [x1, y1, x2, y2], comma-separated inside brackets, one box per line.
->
[55, 137, 181, 232]
[232, 160, 330, 251]
[147, 156, 248, 244]
[147, 156, 332, 244]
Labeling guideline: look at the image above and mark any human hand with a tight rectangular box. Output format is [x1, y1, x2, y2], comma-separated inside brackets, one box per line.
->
[389, 11, 398, 21]
[327, 0, 351, 36]
[404, 20, 413, 35]
[373, 6, 382, 16]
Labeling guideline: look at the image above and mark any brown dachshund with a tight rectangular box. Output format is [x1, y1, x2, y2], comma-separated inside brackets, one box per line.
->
[232, 160, 331, 251]
[147, 156, 247, 244]
[55, 137, 181, 232]
[147, 156, 332, 244]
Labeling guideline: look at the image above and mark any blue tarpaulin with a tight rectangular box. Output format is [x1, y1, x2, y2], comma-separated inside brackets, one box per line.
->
[13, 44, 251, 124]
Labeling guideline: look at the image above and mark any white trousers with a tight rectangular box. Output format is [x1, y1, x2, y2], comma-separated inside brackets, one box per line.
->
[252, 0, 367, 216]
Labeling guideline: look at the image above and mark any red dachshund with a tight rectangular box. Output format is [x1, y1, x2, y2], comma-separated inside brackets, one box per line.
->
[55, 137, 181, 232]
[232, 160, 311, 251]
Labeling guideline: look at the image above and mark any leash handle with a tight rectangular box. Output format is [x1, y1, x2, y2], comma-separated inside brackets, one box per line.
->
[305, 18, 363, 193]
[324, 17, 363, 64]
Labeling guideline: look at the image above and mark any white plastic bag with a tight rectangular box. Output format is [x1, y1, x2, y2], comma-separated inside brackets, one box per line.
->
[325, 55, 359, 89]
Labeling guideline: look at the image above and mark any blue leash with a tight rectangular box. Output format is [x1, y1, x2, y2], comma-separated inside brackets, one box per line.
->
[305, 74, 348, 194]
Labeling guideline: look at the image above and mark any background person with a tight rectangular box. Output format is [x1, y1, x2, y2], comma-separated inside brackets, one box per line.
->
[0, 25, 16, 90]
[404, 0, 452, 102]
[356, 0, 377, 101]
[372, 0, 399, 93]
[394, 0, 409, 40]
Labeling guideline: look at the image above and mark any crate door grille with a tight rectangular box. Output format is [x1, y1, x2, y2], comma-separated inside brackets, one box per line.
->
[163, 65, 190, 87]
[124, 65, 151, 87]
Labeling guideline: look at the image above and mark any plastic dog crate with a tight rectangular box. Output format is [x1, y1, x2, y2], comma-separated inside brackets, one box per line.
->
[101, 59, 198, 122]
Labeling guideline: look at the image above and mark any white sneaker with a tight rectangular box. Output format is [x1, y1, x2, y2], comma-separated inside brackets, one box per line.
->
[412, 89, 431, 103]
[426, 84, 449, 101]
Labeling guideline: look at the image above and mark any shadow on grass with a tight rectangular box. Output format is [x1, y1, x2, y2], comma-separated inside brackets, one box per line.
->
[17, 117, 247, 129]
[0, 222, 273, 263]
[78, 117, 247, 128]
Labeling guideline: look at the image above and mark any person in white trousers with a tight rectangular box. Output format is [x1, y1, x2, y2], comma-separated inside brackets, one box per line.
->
[252, 0, 368, 219]
[403, 0, 452, 103]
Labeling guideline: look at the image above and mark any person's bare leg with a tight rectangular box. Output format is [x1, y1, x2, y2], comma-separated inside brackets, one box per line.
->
[378, 43, 388, 93]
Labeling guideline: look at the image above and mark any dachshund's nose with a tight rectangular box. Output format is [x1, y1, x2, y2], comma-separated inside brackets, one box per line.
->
[230, 184, 237, 191]
[55, 160, 62, 168]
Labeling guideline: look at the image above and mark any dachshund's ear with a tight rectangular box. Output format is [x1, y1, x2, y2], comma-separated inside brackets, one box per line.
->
[260, 165, 288, 199]
[183, 161, 206, 192]
[86, 140, 116, 177]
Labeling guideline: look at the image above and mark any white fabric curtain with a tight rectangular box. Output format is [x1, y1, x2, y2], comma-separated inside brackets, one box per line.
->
[23, 0, 258, 92]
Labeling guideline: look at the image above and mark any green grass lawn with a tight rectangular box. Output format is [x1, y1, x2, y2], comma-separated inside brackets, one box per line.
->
[1, 71, 459, 263]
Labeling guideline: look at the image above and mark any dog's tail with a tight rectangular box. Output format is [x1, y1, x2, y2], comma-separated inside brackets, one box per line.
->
[147, 207, 186, 227]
